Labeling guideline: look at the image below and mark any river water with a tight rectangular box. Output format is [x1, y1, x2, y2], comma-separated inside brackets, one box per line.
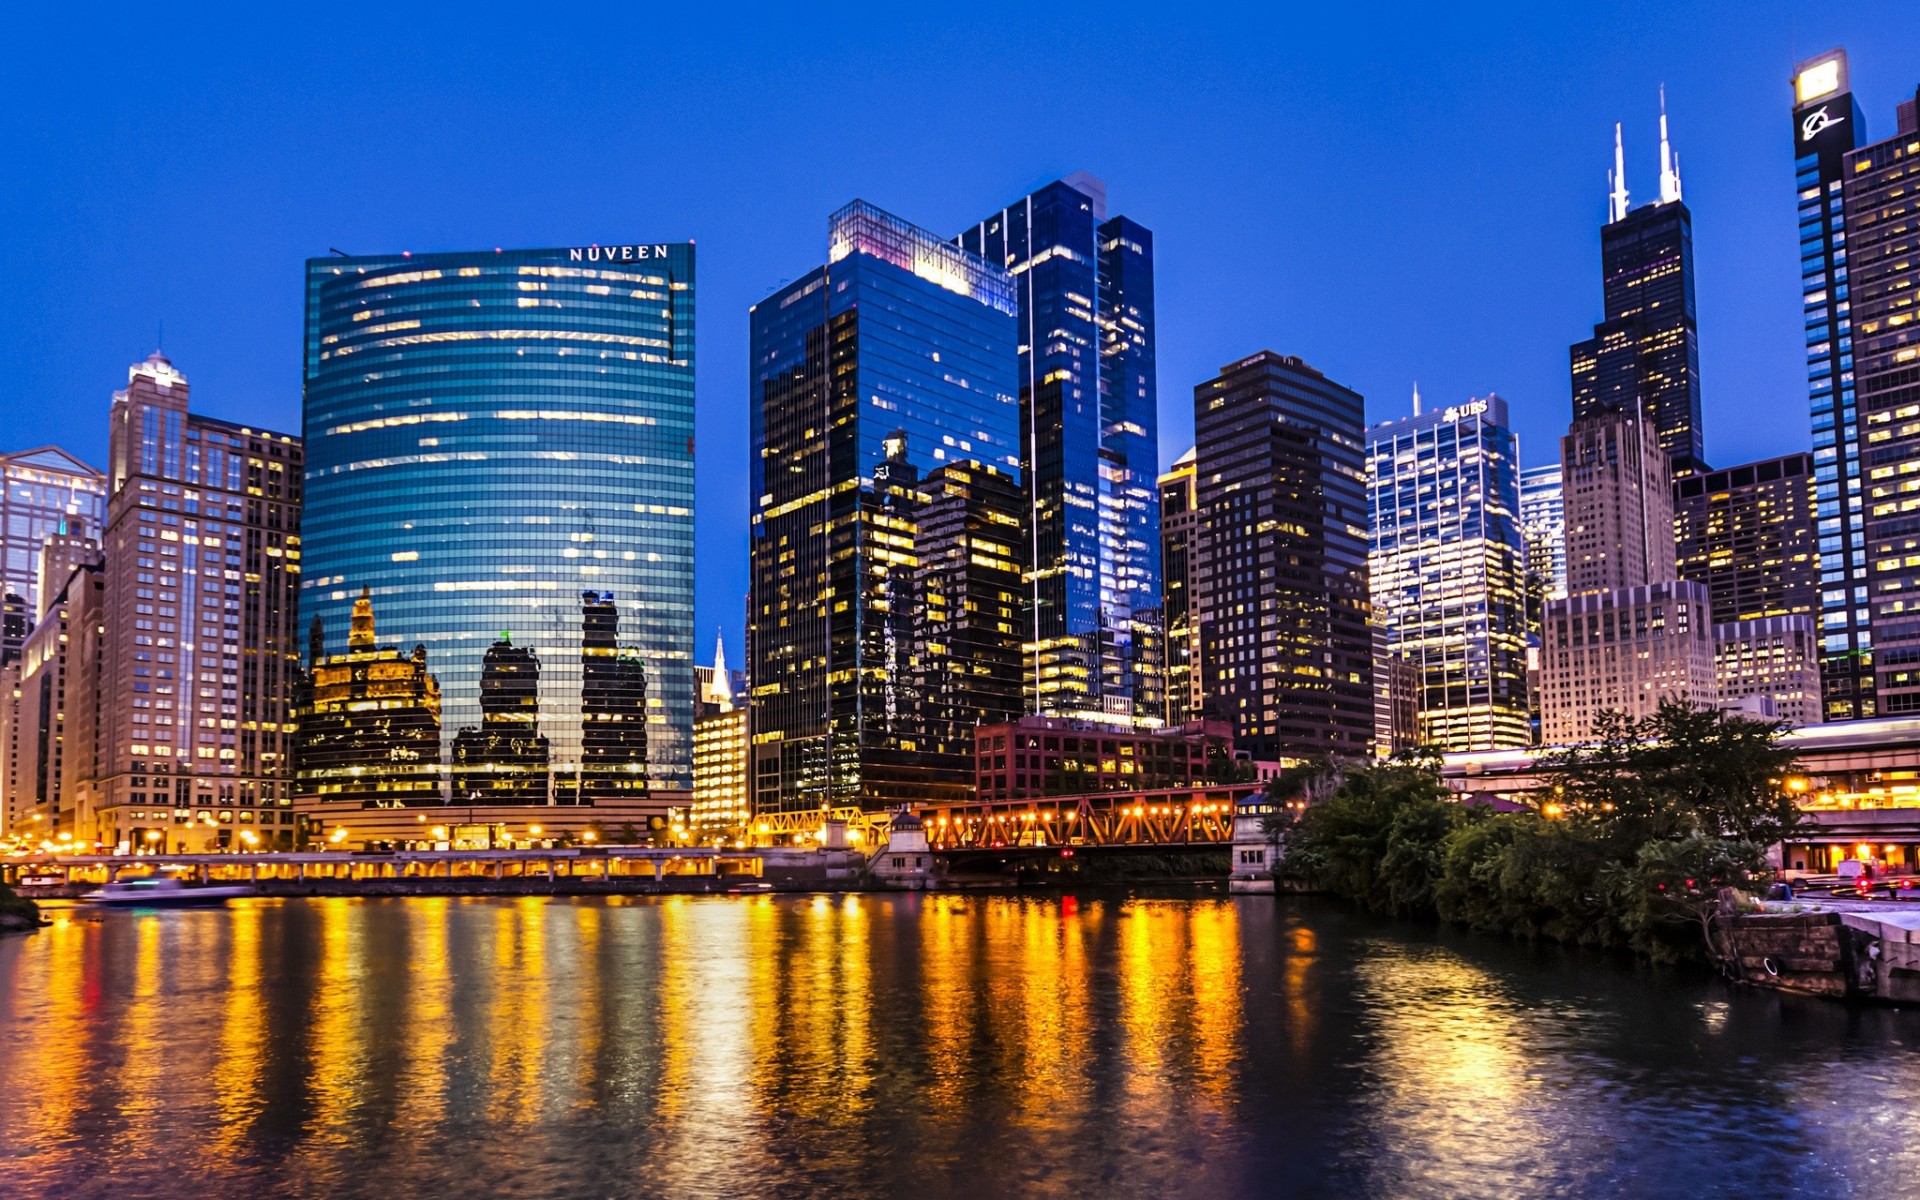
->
[1, 892, 1917, 1199]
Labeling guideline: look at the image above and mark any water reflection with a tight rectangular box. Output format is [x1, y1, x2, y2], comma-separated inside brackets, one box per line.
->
[2, 896, 1919, 1199]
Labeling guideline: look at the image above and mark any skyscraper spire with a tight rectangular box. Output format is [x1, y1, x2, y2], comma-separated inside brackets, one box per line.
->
[710, 628, 733, 707]
[1609, 122, 1630, 222]
[1412, 380, 1422, 416]
[1658, 85, 1683, 204]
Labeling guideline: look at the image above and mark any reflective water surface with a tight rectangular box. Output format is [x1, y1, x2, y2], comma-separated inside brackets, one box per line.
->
[2, 893, 1917, 1199]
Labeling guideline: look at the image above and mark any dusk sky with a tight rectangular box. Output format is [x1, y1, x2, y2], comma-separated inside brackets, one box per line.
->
[5, 2, 1919, 662]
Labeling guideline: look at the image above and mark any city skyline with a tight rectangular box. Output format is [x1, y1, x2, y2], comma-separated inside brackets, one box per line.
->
[7, 6, 1920, 662]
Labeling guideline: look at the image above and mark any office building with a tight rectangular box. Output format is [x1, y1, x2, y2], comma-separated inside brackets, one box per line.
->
[72, 352, 303, 853]
[1791, 49, 1874, 719]
[1714, 616, 1822, 727]
[1841, 77, 1920, 714]
[1191, 351, 1372, 763]
[300, 242, 696, 825]
[956, 174, 1161, 723]
[749, 201, 1023, 812]
[1673, 453, 1818, 626]
[292, 587, 442, 808]
[1562, 409, 1677, 596]
[1159, 449, 1203, 726]
[1520, 462, 1568, 634]
[1572, 107, 1706, 475]
[1368, 394, 1529, 751]
[1539, 580, 1719, 744]
[0, 446, 107, 636]
[690, 705, 749, 841]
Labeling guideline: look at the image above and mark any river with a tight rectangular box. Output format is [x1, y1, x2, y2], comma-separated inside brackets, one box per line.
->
[1, 892, 1917, 1199]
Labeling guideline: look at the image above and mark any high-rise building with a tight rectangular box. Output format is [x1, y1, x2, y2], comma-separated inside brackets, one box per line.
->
[1191, 351, 1372, 763]
[36, 515, 102, 621]
[1572, 107, 1706, 476]
[955, 175, 1160, 724]
[293, 587, 442, 808]
[1791, 49, 1873, 719]
[1368, 394, 1529, 751]
[749, 201, 1023, 812]
[1842, 79, 1920, 715]
[689, 631, 749, 841]
[1674, 453, 1818, 626]
[72, 352, 304, 853]
[0, 446, 107, 638]
[300, 242, 695, 819]
[1714, 616, 1822, 727]
[1519, 462, 1568, 631]
[1562, 409, 1677, 596]
[1158, 449, 1202, 727]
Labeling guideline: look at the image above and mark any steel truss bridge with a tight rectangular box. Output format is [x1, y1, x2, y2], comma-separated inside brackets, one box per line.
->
[917, 784, 1261, 851]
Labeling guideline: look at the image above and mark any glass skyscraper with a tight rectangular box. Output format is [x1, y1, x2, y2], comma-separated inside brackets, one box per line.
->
[301, 243, 695, 798]
[1369, 396, 1530, 751]
[955, 174, 1161, 724]
[749, 201, 1022, 813]
[0, 446, 107, 640]
[1519, 462, 1568, 631]
[1791, 49, 1872, 720]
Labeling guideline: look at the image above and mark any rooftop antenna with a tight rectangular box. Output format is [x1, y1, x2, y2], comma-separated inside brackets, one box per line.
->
[1658, 85, 1683, 204]
[1412, 381, 1422, 416]
[1609, 123, 1630, 222]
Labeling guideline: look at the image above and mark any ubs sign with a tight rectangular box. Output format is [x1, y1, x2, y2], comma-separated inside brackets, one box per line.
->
[569, 244, 671, 263]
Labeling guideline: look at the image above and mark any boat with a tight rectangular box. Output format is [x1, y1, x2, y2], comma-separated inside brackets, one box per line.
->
[80, 877, 255, 907]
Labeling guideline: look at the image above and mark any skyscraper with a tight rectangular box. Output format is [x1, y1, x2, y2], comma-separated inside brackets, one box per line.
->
[301, 242, 696, 813]
[1842, 76, 1920, 715]
[72, 352, 304, 852]
[1791, 49, 1873, 720]
[1572, 105, 1706, 476]
[1158, 448, 1202, 727]
[1368, 394, 1530, 751]
[0, 446, 106, 647]
[1562, 409, 1677, 596]
[955, 175, 1160, 724]
[1519, 463, 1568, 628]
[1673, 453, 1818, 627]
[749, 201, 1023, 812]
[1191, 352, 1372, 763]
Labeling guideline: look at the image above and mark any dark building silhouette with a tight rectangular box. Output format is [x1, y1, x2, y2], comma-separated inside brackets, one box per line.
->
[577, 591, 648, 804]
[1572, 112, 1706, 477]
[1191, 351, 1373, 763]
[292, 588, 442, 806]
[452, 634, 550, 803]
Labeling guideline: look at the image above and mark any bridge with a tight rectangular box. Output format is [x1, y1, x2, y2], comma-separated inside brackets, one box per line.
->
[915, 783, 1259, 851]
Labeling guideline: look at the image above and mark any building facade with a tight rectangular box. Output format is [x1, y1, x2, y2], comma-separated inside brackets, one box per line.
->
[1791, 49, 1874, 720]
[1674, 453, 1818, 626]
[1562, 409, 1677, 596]
[1843, 83, 1920, 715]
[1191, 352, 1372, 763]
[956, 174, 1161, 724]
[749, 202, 1023, 813]
[74, 352, 304, 853]
[1715, 615, 1822, 727]
[1572, 109, 1706, 475]
[690, 705, 749, 841]
[973, 714, 1234, 803]
[1520, 462, 1568, 635]
[301, 243, 696, 805]
[1368, 395, 1530, 751]
[1158, 449, 1202, 727]
[0, 446, 107, 641]
[1539, 580, 1718, 744]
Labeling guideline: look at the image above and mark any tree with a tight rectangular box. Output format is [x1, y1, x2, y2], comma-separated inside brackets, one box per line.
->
[1615, 836, 1768, 967]
[1288, 759, 1459, 914]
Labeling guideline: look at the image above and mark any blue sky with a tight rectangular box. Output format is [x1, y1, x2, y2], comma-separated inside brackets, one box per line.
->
[4, 2, 1918, 666]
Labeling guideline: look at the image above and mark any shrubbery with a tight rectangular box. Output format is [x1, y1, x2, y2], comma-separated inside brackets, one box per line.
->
[1281, 701, 1798, 966]
[0, 881, 39, 927]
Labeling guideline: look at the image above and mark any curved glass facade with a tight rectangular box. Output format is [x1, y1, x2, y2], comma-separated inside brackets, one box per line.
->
[302, 244, 695, 796]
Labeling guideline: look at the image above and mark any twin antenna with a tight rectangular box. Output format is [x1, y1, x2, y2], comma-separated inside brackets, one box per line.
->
[1608, 86, 1684, 223]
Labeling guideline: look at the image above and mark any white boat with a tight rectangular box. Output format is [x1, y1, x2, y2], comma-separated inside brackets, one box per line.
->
[81, 877, 254, 907]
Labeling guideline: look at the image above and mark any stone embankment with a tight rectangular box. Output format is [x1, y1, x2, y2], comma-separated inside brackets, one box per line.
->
[1722, 909, 1920, 1002]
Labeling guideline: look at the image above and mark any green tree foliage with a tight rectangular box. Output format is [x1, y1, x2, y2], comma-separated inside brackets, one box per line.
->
[1286, 702, 1798, 968]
